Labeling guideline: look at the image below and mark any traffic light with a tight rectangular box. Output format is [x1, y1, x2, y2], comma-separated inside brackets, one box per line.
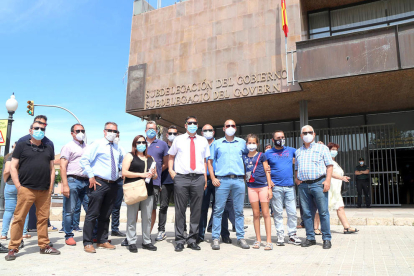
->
[27, 100, 34, 116]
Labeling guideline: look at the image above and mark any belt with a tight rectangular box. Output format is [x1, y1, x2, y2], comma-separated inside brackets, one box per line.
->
[67, 175, 89, 181]
[219, 175, 244, 179]
[95, 176, 116, 184]
[177, 173, 203, 177]
[301, 175, 325, 184]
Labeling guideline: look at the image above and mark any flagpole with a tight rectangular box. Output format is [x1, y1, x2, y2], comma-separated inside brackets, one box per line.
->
[285, 36, 288, 85]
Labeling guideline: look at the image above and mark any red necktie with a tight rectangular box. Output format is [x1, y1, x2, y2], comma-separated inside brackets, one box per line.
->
[190, 137, 196, 171]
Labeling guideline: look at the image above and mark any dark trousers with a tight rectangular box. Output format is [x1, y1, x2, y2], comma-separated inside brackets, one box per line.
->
[174, 174, 204, 245]
[357, 179, 371, 207]
[83, 180, 119, 246]
[158, 184, 174, 232]
[111, 179, 124, 232]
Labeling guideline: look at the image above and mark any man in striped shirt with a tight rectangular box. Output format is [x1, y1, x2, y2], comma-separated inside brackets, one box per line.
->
[295, 125, 333, 249]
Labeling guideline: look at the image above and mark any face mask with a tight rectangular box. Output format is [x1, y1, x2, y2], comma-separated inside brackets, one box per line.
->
[146, 129, 156, 139]
[247, 144, 257, 152]
[225, 127, 236, 137]
[137, 144, 146, 152]
[359, 161, 364, 165]
[106, 132, 117, 142]
[303, 133, 314, 143]
[32, 129, 45, 141]
[76, 133, 85, 142]
[113, 137, 120, 145]
[203, 131, 214, 140]
[168, 134, 176, 142]
[274, 139, 285, 148]
[330, 150, 338, 158]
[187, 124, 198, 134]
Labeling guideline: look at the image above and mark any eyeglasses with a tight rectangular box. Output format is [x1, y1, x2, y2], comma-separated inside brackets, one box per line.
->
[302, 131, 314, 135]
[32, 127, 46, 131]
[74, 130, 85, 134]
[225, 125, 236, 128]
[136, 141, 146, 145]
[168, 132, 177, 135]
[105, 129, 119, 133]
[202, 129, 213, 132]
[35, 120, 47, 126]
[187, 121, 198, 125]
[31, 143, 44, 152]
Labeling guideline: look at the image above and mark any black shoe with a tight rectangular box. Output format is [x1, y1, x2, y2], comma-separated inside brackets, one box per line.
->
[19, 240, 25, 249]
[206, 227, 212, 233]
[142, 243, 157, 251]
[356, 206, 361, 208]
[244, 226, 248, 229]
[121, 238, 129, 247]
[366, 205, 371, 208]
[175, 243, 184, 252]
[111, 231, 126, 237]
[323, 240, 332, 249]
[232, 226, 236, 232]
[0, 243, 8, 253]
[196, 237, 204, 244]
[187, 242, 201, 250]
[301, 239, 316, 247]
[128, 244, 138, 253]
[222, 236, 232, 244]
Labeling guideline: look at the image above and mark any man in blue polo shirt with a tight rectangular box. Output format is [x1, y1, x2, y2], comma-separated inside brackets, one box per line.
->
[266, 130, 301, 247]
[145, 121, 169, 233]
[208, 119, 249, 250]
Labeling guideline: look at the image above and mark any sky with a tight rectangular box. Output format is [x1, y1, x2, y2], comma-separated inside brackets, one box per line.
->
[0, 0, 178, 155]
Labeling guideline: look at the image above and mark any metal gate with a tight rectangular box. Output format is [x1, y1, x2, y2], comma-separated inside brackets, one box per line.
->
[243, 123, 400, 207]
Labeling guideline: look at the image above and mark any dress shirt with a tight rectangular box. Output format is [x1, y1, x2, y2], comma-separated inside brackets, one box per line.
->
[60, 139, 88, 177]
[209, 137, 247, 176]
[168, 133, 210, 175]
[295, 142, 333, 181]
[206, 139, 216, 176]
[80, 137, 124, 181]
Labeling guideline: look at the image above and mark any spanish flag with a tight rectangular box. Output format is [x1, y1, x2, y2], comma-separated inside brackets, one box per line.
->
[281, 0, 288, 37]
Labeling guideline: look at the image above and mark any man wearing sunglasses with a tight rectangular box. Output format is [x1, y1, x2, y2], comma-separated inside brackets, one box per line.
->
[60, 124, 88, 246]
[6, 121, 60, 261]
[80, 122, 124, 253]
[168, 116, 210, 252]
[295, 125, 333, 249]
[208, 120, 250, 250]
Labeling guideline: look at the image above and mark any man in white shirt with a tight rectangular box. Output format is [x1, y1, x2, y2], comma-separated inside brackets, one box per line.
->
[168, 116, 210, 252]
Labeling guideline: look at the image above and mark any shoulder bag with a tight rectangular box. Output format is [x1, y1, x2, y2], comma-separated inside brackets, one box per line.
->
[123, 157, 149, 205]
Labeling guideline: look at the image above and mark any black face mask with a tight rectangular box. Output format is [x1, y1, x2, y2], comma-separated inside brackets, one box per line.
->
[273, 139, 285, 148]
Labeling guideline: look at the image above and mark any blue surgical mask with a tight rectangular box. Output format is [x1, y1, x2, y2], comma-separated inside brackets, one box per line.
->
[330, 150, 338, 158]
[137, 144, 146, 152]
[187, 124, 198, 134]
[146, 129, 156, 139]
[32, 129, 45, 141]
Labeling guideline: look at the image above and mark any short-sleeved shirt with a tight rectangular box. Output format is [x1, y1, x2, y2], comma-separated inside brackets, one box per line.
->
[60, 139, 87, 177]
[147, 139, 169, 186]
[5, 155, 13, 184]
[12, 140, 55, 190]
[207, 139, 216, 176]
[209, 137, 247, 176]
[124, 153, 154, 196]
[265, 146, 296, 187]
[295, 142, 333, 181]
[355, 165, 369, 180]
[243, 152, 268, 188]
[161, 146, 174, 185]
[18, 134, 54, 150]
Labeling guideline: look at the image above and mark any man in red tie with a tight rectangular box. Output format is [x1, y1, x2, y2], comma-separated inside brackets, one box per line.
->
[168, 116, 210, 252]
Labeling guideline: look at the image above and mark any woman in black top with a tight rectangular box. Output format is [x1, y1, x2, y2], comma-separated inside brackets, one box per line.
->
[122, 135, 157, 253]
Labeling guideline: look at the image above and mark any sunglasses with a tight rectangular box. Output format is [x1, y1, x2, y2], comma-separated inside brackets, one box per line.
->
[186, 121, 198, 125]
[35, 120, 47, 127]
[203, 129, 213, 132]
[31, 143, 44, 152]
[74, 130, 85, 134]
[225, 124, 236, 128]
[136, 141, 146, 145]
[32, 127, 46, 131]
[105, 129, 119, 133]
[302, 131, 314, 135]
[168, 132, 177, 135]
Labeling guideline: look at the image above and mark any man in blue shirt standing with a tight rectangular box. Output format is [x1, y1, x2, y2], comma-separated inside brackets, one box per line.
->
[208, 119, 250, 250]
[266, 130, 301, 246]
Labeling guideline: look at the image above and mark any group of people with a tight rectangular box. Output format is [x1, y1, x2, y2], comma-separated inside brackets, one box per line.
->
[2, 114, 363, 261]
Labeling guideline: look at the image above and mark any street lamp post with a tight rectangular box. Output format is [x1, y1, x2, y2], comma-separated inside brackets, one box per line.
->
[0, 93, 18, 219]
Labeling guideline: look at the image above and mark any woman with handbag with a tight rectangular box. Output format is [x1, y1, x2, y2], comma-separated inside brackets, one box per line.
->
[122, 135, 158, 253]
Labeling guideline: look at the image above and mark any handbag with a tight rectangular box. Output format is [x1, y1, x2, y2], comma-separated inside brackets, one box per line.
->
[247, 153, 262, 183]
[123, 157, 149, 205]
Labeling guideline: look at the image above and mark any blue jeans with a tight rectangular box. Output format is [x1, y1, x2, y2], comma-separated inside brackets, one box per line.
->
[299, 179, 331, 241]
[212, 177, 245, 240]
[62, 195, 88, 229]
[64, 177, 89, 239]
[111, 179, 124, 232]
[2, 184, 29, 237]
[271, 186, 297, 236]
[199, 180, 231, 240]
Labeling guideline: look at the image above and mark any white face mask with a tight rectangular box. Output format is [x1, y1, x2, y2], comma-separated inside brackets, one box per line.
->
[303, 133, 314, 143]
[113, 137, 120, 145]
[168, 134, 176, 142]
[203, 131, 214, 140]
[76, 133, 85, 142]
[247, 144, 257, 152]
[225, 127, 236, 137]
[106, 132, 117, 142]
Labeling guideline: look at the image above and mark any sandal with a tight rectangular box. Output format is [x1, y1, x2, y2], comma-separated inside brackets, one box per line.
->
[22, 234, 32, 239]
[264, 243, 273, 250]
[314, 229, 322, 235]
[344, 227, 359, 234]
[252, 241, 261, 249]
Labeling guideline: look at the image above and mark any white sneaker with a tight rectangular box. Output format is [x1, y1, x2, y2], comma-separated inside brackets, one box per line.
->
[288, 234, 301, 246]
[276, 235, 285, 246]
